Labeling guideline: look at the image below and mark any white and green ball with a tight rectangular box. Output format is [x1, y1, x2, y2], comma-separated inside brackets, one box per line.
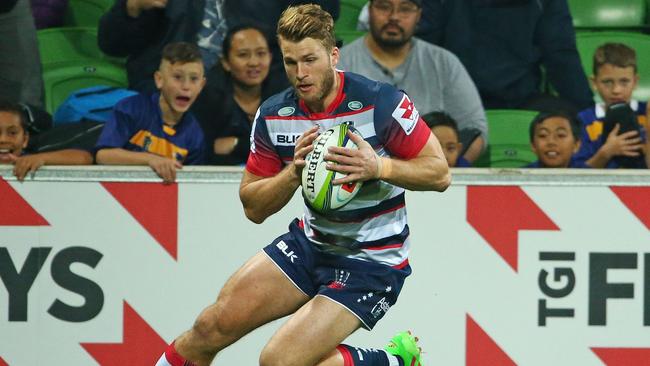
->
[301, 123, 363, 213]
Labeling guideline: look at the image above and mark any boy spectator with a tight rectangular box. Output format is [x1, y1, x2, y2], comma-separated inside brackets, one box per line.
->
[575, 43, 650, 169]
[337, 0, 487, 163]
[422, 111, 471, 167]
[0, 100, 92, 180]
[95, 42, 206, 183]
[527, 110, 587, 168]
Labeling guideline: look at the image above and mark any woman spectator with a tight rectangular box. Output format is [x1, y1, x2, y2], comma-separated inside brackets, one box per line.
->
[194, 24, 273, 165]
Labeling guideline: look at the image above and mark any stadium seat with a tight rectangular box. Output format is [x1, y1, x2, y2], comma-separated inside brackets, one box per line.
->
[336, 0, 367, 31]
[575, 31, 650, 101]
[569, 0, 646, 29]
[475, 110, 539, 168]
[63, 0, 112, 27]
[37, 27, 121, 68]
[335, 0, 367, 46]
[42, 61, 127, 114]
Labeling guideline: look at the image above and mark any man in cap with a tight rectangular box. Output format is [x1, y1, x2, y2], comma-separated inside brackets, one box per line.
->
[338, 0, 487, 162]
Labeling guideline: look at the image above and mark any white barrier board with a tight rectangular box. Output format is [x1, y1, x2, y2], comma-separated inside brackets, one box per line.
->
[1, 175, 649, 365]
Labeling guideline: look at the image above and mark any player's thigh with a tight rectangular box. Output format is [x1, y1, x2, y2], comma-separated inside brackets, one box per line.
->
[199, 251, 310, 336]
[260, 295, 361, 366]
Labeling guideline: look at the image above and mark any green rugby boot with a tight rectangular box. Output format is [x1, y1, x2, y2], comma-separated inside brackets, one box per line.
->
[385, 331, 423, 366]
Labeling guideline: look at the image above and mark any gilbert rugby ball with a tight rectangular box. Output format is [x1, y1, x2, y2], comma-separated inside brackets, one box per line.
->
[302, 123, 363, 212]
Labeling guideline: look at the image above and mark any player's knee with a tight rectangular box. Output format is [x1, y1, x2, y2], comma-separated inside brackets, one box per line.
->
[190, 307, 239, 350]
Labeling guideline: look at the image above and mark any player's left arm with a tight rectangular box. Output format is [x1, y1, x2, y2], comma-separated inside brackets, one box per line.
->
[328, 130, 451, 192]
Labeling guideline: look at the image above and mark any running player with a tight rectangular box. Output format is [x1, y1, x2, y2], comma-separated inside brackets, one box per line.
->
[155, 4, 450, 366]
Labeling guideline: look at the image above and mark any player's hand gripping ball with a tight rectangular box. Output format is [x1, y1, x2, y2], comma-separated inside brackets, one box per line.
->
[302, 123, 363, 212]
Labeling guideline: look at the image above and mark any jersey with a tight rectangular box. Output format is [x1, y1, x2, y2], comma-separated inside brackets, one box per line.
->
[94, 93, 205, 164]
[246, 71, 431, 268]
[575, 100, 647, 168]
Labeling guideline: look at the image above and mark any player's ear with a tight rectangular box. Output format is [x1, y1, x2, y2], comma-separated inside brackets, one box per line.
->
[331, 46, 340, 68]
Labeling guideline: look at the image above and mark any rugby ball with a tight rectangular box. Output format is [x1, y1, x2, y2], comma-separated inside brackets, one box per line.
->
[302, 123, 363, 213]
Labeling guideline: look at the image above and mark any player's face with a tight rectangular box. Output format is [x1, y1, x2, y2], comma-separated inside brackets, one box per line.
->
[280, 36, 339, 111]
[155, 60, 206, 117]
[222, 28, 271, 88]
[369, 0, 421, 49]
[0, 111, 27, 163]
[531, 116, 580, 168]
[591, 64, 638, 108]
[431, 125, 461, 167]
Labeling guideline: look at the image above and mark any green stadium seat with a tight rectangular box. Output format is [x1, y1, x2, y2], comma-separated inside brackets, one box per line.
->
[37, 27, 122, 68]
[335, 0, 367, 46]
[575, 31, 650, 101]
[335, 0, 367, 31]
[63, 0, 112, 27]
[476, 110, 539, 168]
[569, 0, 646, 29]
[42, 61, 127, 114]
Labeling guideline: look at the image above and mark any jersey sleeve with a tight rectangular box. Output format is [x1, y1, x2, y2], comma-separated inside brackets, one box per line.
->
[373, 85, 431, 159]
[245, 109, 282, 177]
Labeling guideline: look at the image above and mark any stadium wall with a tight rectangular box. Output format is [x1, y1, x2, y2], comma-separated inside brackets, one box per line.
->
[1, 166, 649, 365]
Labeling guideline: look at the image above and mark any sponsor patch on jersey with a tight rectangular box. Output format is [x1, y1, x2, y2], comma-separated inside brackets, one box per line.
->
[271, 132, 302, 146]
[391, 94, 419, 135]
[278, 106, 295, 117]
[348, 101, 363, 111]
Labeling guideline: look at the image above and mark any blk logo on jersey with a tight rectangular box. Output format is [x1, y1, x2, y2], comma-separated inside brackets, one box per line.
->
[392, 95, 419, 135]
[272, 133, 302, 146]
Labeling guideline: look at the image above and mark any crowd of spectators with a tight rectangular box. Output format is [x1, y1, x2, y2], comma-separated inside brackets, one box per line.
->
[1, 0, 648, 182]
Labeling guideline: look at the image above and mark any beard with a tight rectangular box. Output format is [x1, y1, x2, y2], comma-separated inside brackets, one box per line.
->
[370, 22, 411, 49]
[317, 69, 335, 102]
[294, 65, 336, 105]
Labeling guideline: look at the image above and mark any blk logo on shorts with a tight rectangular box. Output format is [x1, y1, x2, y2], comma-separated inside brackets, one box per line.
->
[276, 240, 298, 263]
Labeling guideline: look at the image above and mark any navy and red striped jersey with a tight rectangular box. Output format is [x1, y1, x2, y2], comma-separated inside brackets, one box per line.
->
[246, 71, 431, 267]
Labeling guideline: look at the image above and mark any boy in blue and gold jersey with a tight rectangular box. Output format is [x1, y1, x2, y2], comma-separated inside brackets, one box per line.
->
[575, 42, 650, 169]
[95, 42, 206, 183]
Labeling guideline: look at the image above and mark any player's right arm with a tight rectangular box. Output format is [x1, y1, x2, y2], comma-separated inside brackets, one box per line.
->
[240, 125, 319, 224]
